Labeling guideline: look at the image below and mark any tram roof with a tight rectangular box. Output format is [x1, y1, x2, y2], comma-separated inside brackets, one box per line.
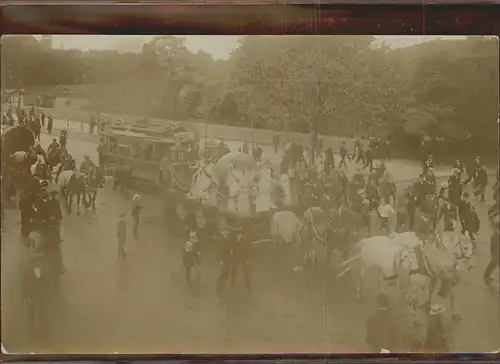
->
[101, 125, 176, 144]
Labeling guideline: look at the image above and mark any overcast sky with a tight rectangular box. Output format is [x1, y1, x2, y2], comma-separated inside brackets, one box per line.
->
[35, 35, 459, 59]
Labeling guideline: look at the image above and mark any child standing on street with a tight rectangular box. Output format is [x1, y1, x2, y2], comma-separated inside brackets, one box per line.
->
[182, 230, 201, 284]
[117, 213, 127, 259]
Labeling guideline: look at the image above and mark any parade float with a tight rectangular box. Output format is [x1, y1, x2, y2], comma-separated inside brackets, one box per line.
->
[180, 151, 280, 233]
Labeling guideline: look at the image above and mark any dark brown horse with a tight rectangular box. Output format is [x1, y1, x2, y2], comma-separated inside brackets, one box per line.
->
[58, 170, 88, 215]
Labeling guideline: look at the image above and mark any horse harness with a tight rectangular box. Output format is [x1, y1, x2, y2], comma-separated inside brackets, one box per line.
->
[408, 244, 437, 279]
[382, 243, 414, 282]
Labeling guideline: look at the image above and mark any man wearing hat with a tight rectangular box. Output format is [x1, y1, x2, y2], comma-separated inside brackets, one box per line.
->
[59, 128, 68, 149]
[79, 155, 96, 175]
[361, 146, 374, 172]
[437, 197, 458, 233]
[38, 185, 65, 275]
[47, 138, 60, 156]
[229, 220, 252, 291]
[422, 154, 433, 175]
[47, 116, 53, 134]
[458, 192, 479, 244]
[338, 141, 349, 169]
[216, 218, 238, 297]
[131, 194, 143, 240]
[424, 168, 437, 195]
[472, 164, 488, 202]
[365, 292, 400, 353]
[447, 168, 463, 207]
[453, 159, 464, 180]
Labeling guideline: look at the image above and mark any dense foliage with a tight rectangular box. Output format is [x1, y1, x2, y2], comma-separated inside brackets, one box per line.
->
[1, 35, 498, 150]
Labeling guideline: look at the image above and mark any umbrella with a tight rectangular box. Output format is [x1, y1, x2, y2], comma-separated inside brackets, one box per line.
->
[1, 125, 34, 155]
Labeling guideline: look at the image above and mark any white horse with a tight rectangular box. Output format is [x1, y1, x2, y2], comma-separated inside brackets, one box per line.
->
[337, 232, 421, 299]
[339, 231, 473, 318]
[406, 232, 474, 320]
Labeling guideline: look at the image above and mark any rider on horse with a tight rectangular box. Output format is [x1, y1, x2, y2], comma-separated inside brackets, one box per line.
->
[60, 150, 76, 171]
[79, 155, 96, 175]
[48, 138, 60, 155]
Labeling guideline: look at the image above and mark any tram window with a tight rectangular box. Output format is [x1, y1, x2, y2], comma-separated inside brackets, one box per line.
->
[109, 137, 117, 154]
[118, 145, 129, 158]
[145, 144, 154, 161]
[131, 141, 143, 159]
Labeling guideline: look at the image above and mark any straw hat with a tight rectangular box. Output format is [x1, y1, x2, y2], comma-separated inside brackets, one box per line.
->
[132, 194, 141, 201]
[429, 303, 446, 315]
[378, 204, 393, 218]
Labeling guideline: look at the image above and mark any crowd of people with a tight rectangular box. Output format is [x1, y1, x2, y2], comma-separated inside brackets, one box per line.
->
[2, 106, 498, 352]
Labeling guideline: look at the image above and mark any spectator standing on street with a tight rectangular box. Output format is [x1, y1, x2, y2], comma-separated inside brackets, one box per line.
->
[40, 112, 45, 127]
[182, 230, 201, 284]
[338, 141, 349, 168]
[365, 292, 400, 353]
[473, 165, 488, 202]
[89, 116, 97, 135]
[229, 223, 252, 291]
[47, 116, 53, 134]
[216, 226, 236, 297]
[97, 141, 105, 168]
[437, 197, 458, 232]
[272, 135, 280, 154]
[458, 192, 476, 240]
[384, 138, 392, 160]
[448, 168, 463, 207]
[117, 213, 127, 259]
[483, 222, 499, 284]
[60, 128, 68, 149]
[355, 141, 365, 165]
[131, 194, 143, 240]
[362, 147, 374, 172]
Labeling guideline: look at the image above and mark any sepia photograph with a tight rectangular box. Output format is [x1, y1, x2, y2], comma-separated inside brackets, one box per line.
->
[1, 34, 499, 354]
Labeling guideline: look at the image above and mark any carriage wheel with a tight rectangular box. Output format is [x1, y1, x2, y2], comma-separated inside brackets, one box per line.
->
[175, 200, 188, 221]
[195, 207, 208, 230]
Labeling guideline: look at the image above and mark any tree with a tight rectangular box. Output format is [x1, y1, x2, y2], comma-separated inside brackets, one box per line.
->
[410, 37, 497, 144]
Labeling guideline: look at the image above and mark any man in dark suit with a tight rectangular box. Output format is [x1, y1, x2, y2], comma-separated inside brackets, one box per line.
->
[437, 197, 458, 232]
[216, 224, 237, 297]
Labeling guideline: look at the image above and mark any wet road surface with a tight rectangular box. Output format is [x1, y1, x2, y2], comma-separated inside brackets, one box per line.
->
[1, 132, 498, 354]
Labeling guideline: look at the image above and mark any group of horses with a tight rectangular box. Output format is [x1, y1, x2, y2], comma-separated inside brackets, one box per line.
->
[260, 160, 478, 350]
[5, 137, 104, 216]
